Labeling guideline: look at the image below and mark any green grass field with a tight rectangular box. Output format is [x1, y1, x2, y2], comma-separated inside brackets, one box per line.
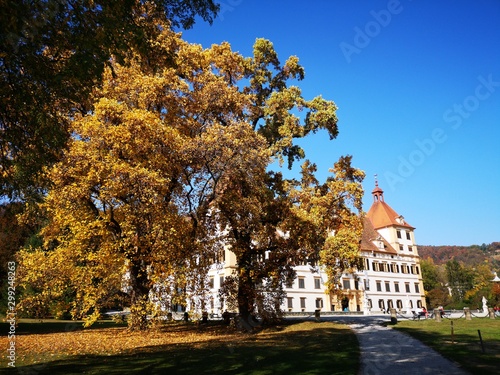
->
[392, 318, 500, 375]
[0, 319, 359, 374]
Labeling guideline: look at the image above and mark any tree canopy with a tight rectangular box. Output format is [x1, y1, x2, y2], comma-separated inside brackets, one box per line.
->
[16, 16, 365, 329]
[0, 0, 219, 200]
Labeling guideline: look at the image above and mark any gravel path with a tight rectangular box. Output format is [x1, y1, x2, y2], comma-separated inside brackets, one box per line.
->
[350, 320, 470, 375]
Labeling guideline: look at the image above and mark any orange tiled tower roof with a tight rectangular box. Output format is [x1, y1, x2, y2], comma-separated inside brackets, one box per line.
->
[366, 180, 414, 230]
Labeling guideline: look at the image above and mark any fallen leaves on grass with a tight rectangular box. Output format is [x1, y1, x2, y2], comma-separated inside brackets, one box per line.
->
[0, 323, 239, 366]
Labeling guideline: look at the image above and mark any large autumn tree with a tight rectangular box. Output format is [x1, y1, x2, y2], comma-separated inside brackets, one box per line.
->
[17, 25, 266, 329]
[18, 20, 365, 329]
[0, 0, 219, 200]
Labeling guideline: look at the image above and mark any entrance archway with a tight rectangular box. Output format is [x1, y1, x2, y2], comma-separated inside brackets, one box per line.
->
[342, 297, 349, 311]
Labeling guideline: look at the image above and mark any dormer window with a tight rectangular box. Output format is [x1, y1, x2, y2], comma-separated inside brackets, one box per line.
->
[376, 236, 384, 249]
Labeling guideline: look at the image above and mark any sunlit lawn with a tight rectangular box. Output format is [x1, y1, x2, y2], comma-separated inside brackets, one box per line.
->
[0, 319, 359, 374]
[392, 318, 500, 375]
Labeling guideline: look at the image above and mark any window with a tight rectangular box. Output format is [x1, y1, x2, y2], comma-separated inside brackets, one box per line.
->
[415, 283, 420, 293]
[220, 276, 224, 288]
[399, 244, 404, 252]
[415, 266, 420, 275]
[385, 282, 391, 292]
[417, 300, 422, 308]
[406, 232, 411, 240]
[394, 282, 400, 293]
[286, 278, 293, 288]
[378, 300, 385, 310]
[397, 300, 403, 309]
[409, 246, 414, 252]
[300, 297, 306, 311]
[397, 230, 402, 239]
[364, 279, 370, 291]
[209, 277, 214, 289]
[354, 279, 359, 290]
[343, 279, 351, 290]
[298, 277, 305, 289]
[366, 258, 370, 270]
[215, 249, 225, 263]
[405, 283, 411, 293]
[314, 278, 321, 289]
[376, 281, 382, 292]
[315, 298, 323, 309]
[287, 297, 293, 310]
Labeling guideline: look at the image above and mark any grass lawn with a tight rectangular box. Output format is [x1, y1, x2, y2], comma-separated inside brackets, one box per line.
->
[0, 319, 359, 374]
[392, 318, 500, 375]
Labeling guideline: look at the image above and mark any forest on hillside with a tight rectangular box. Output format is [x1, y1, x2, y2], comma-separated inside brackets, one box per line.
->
[418, 242, 500, 268]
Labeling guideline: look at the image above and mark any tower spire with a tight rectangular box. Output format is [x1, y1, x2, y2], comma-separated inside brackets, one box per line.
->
[372, 174, 384, 202]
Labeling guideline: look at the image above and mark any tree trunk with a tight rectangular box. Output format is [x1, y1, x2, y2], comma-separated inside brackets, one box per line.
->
[237, 250, 258, 330]
[128, 261, 151, 330]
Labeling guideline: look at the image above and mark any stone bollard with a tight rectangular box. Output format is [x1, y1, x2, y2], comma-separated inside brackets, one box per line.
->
[434, 309, 441, 322]
[390, 308, 397, 324]
[314, 309, 321, 322]
[464, 307, 471, 320]
[488, 307, 495, 319]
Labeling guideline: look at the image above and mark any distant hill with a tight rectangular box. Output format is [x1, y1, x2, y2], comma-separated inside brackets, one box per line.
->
[418, 242, 500, 268]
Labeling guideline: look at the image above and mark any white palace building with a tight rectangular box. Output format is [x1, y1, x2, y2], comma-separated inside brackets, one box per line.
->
[202, 182, 426, 316]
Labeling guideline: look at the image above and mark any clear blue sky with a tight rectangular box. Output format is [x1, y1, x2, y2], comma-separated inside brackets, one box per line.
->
[182, 0, 500, 246]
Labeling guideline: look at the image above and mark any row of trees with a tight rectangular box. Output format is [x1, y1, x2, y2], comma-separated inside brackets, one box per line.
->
[2, 3, 365, 330]
[421, 257, 500, 310]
